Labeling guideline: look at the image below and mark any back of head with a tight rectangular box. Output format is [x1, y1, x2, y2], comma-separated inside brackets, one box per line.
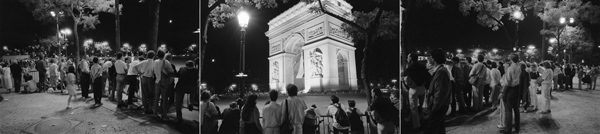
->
[156, 50, 166, 60]
[477, 54, 484, 62]
[372, 88, 382, 98]
[201, 91, 211, 101]
[409, 53, 418, 63]
[430, 48, 445, 64]
[93, 57, 99, 63]
[491, 62, 497, 68]
[269, 90, 278, 101]
[286, 84, 298, 96]
[117, 53, 123, 60]
[466, 57, 472, 64]
[146, 51, 155, 59]
[510, 54, 519, 63]
[451, 57, 460, 63]
[229, 102, 238, 108]
[348, 100, 356, 107]
[68, 66, 76, 74]
[330, 95, 339, 104]
[164, 53, 173, 60]
[186, 60, 194, 67]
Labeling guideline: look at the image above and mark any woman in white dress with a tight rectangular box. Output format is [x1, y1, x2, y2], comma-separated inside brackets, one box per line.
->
[66, 66, 78, 109]
[2, 62, 13, 93]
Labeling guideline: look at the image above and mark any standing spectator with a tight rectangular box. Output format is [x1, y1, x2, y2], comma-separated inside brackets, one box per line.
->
[108, 58, 117, 100]
[489, 62, 502, 111]
[591, 66, 599, 90]
[240, 94, 262, 134]
[469, 55, 488, 112]
[402, 53, 430, 129]
[448, 57, 466, 116]
[125, 56, 141, 108]
[460, 58, 473, 112]
[164, 54, 178, 111]
[326, 95, 350, 134]
[2, 62, 13, 93]
[483, 61, 492, 104]
[280, 84, 308, 134]
[577, 65, 584, 89]
[10, 60, 23, 93]
[210, 95, 220, 133]
[552, 64, 562, 91]
[303, 104, 321, 134]
[564, 64, 574, 90]
[78, 55, 91, 98]
[139, 51, 156, 114]
[422, 48, 451, 134]
[262, 90, 282, 134]
[538, 61, 553, 115]
[90, 57, 103, 107]
[48, 59, 59, 91]
[200, 91, 218, 134]
[219, 102, 241, 134]
[153, 50, 175, 120]
[498, 54, 522, 134]
[527, 63, 540, 112]
[114, 53, 128, 108]
[36, 56, 47, 92]
[369, 88, 397, 134]
[65, 66, 78, 109]
[174, 60, 199, 123]
[519, 63, 531, 113]
[499, 62, 505, 76]
[347, 100, 364, 134]
[102, 58, 113, 97]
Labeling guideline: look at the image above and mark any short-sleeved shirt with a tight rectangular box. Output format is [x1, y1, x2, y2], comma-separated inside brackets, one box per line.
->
[114, 60, 127, 75]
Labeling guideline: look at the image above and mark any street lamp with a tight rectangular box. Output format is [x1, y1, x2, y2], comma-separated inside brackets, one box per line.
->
[528, 45, 535, 49]
[237, 10, 250, 97]
[492, 48, 498, 54]
[558, 17, 575, 63]
[457, 49, 462, 53]
[60, 28, 72, 56]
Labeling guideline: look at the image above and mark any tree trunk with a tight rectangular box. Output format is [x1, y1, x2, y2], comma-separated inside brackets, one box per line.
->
[115, 0, 121, 53]
[148, 0, 160, 51]
[74, 17, 80, 61]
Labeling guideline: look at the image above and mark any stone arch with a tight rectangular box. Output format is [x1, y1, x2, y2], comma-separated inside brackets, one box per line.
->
[284, 33, 305, 54]
[283, 33, 306, 90]
[337, 50, 349, 89]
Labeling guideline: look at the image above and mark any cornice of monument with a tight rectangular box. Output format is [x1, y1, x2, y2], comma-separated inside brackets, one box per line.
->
[265, 0, 353, 39]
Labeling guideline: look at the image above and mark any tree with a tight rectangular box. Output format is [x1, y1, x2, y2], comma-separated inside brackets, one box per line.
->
[538, 0, 600, 63]
[458, 0, 538, 49]
[39, 35, 68, 56]
[19, 0, 121, 61]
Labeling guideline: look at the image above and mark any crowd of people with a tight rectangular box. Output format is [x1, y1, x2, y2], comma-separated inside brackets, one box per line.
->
[401, 48, 600, 134]
[200, 84, 400, 134]
[0, 50, 200, 124]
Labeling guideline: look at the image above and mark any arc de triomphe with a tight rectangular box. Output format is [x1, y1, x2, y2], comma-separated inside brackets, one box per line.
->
[266, 0, 358, 93]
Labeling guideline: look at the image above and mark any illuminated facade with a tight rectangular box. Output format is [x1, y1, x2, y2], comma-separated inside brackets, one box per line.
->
[266, 0, 358, 93]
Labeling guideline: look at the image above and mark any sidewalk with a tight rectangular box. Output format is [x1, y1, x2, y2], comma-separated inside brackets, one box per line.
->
[0, 87, 199, 134]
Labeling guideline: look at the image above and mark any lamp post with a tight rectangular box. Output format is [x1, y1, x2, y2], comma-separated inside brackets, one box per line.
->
[558, 17, 575, 63]
[237, 10, 250, 97]
[60, 28, 72, 56]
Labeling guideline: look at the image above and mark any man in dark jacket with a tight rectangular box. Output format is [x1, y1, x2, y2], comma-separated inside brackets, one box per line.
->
[461, 58, 473, 111]
[35, 56, 47, 92]
[423, 48, 451, 134]
[10, 61, 23, 93]
[564, 64, 574, 90]
[448, 57, 466, 116]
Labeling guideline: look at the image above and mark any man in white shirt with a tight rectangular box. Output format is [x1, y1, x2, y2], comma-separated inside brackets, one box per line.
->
[262, 90, 282, 134]
[125, 56, 141, 107]
[489, 62, 502, 110]
[138, 51, 156, 114]
[153, 50, 174, 119]
[326, 95, 350, 134]
[114, 53, 128, 108]
[78, 55, 91, 98]
[280, 84, 308, 134]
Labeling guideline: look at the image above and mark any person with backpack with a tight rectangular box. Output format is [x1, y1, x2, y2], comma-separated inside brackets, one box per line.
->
[303, 104, 321, 134]
[326, 95, 350, 134]
[347, 100, 364, 134]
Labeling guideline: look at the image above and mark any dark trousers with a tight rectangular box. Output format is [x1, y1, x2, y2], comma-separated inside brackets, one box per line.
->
[424, 105, 448, 134]
[450, 81, 466, 114]
[155, 83, 168, 116]
[175, 87, 186, 121]
[109, 77, 116, 99]
[141, 77, 155, 112]
[80, 73, 91, 98]
[333, 128, 349, 134]
[484, 84, 491, 103]
[13, 75, 21, 92]
[463, 83, 473, 109]
[504, 86, 521, 134]
[93, 77, 102, 104]
[127, 75, 139, 105]
[38, 72, 46, 90]
[101, 72, 108, 96]
[566, 75, 574, 89]
[521, 84, 529, 107]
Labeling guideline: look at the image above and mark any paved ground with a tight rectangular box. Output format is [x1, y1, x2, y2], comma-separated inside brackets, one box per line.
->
[405, 77, 600, 134]
[0, 89, 199, 134]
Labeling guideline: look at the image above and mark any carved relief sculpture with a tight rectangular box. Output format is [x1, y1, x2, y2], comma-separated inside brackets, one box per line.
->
[310, 48, 323, 77]
[272, 61, 279, 82]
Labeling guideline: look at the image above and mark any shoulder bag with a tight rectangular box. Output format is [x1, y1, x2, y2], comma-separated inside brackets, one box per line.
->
[280, 99, 294, 134]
